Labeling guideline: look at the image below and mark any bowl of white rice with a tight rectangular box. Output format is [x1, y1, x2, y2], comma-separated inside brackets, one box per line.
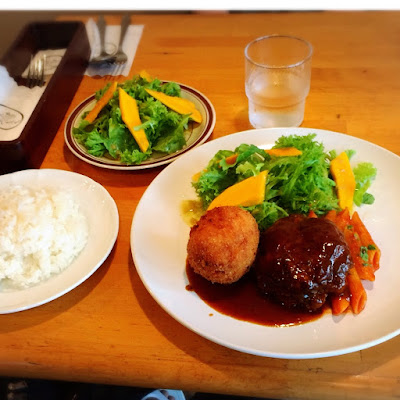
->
[0, 169, 119, 313]
[0, 185, 88, 290]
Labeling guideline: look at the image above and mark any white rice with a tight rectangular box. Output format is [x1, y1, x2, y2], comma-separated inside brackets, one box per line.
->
[0, 185, 88, 290]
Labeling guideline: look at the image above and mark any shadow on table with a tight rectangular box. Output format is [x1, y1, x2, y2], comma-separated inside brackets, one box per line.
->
[0, 245, 115, 333]
[0, 377, 274, 400]
[62, 144, 165, 190]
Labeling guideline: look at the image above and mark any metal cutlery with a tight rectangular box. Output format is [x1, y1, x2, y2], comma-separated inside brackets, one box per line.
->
[89, 16, 116, 65]
[108, 15, 131, 80]
[113, 15, 130, 66]
[27, 54, 45, 88]
[106, 14, 130, 78]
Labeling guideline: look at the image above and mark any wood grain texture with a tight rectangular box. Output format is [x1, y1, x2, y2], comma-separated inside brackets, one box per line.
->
[1, 11, 400, 400]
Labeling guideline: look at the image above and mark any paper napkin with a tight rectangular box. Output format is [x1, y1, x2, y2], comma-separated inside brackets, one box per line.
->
[85, 18, 144, 77]
[0, 65, 45, 142]
[21, 49, 66, 78]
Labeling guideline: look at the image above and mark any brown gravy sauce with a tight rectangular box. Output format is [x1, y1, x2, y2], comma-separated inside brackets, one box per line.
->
[182, 201, 332, 326]
[186, 263, 328, 327]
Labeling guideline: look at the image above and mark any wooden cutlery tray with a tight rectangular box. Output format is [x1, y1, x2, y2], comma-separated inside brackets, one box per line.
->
[0, 21, 90, 174]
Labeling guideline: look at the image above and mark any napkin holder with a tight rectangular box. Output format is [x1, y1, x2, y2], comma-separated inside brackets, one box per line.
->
[0, 21, 90, 175]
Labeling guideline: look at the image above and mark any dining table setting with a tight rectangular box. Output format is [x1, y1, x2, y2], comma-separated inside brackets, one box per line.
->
[1, 9, 400, 400]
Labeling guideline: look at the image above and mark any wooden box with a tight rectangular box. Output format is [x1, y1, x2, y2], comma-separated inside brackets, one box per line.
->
[0, 21, 90, 174]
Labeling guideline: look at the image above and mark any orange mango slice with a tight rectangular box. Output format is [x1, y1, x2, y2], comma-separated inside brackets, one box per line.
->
[145, 88, 202, 123]
[139, 70, 153, 81]
[330, 152, 356, 211]
[119, 88, 149, 153]
[207, 170, 268, 210]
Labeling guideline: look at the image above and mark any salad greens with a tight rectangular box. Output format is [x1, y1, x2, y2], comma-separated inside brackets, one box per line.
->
[193, 134, 376, 230]
[353, 162, 377, 206]
[73, 75, 192, 165]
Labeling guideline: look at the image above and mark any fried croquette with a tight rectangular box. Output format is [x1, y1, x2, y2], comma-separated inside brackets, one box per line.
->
[187, 206, 260, 284]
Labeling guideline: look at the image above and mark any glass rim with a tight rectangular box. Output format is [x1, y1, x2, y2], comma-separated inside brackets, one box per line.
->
[244, 34, 313, 69]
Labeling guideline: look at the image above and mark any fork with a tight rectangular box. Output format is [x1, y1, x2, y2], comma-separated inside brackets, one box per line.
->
[27, 54, 45, 88]
[112, 15, 130, 75]
[90, 15, 116, 65]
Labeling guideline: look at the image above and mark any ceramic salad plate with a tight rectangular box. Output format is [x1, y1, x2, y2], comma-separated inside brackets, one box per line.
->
[64, 82, 216, 170]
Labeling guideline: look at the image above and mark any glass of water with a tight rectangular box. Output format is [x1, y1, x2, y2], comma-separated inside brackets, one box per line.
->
[244, 35, 313, 128]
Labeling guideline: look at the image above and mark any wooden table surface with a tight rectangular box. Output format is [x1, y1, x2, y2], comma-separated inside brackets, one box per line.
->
[1, 11, 400, 400]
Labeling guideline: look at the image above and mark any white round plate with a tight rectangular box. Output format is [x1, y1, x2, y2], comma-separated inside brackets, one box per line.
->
[131, 127, 400, 359]
[65, 82, 216, 170]
[0, 169, 119, 314]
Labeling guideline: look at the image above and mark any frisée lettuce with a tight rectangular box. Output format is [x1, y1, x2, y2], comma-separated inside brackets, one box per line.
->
[193, 134, 376, 230]
[73, 75, 193, 165]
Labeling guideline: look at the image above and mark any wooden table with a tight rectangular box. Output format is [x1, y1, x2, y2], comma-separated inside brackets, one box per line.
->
[1, 11, 400, 400]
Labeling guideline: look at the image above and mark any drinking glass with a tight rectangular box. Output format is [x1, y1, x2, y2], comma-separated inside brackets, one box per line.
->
[244, 35, 313, 128]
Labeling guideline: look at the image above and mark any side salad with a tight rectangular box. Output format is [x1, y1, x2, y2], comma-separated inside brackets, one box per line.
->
[192, 134, 377, 230]
[73, 73, 201, 165]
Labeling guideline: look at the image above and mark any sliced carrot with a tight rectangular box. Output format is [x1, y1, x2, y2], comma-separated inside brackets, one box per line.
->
[333, 208, 376, 281]
[308, 210, 318, 218]
[352, 211, 381, 271]
[85, 82, 118, 124]
[335, 208, 351, 231]
[347, 267, 367, 314]
[221, 147, 302, 167]
[331, 294, 351, 315]
[265, 147, 302, 157]
[343, 225, 375, 282]
[225, 154, 238, 165]
[320, 209, 378, 314]
[324, 209, 337, 223]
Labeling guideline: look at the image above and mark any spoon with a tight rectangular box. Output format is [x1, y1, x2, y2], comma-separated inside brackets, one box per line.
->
[89, 15, 116, 65]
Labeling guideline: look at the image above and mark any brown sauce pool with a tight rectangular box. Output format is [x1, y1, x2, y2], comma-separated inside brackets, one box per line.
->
[186, 263, 328, 327]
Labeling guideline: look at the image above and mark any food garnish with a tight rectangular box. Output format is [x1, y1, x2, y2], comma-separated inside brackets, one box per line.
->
[84, 82, 117, 124]
[192, 134, 376, 230]
[264, 147, 302, 157]
[325, 208, 381, 314]
[145, 88, 202, 123]
[330, 151, 356, 211]
[220, 146, 302, 166]
[73, 72, 202, 165]
[119, 87, 149, 152]
[207, 170, 268, 210]
[353, 162, 377, 206]
[139, 69, 153, 81]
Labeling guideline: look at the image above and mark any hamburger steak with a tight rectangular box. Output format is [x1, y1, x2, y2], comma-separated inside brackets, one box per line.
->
[255, 214, 352, 312]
